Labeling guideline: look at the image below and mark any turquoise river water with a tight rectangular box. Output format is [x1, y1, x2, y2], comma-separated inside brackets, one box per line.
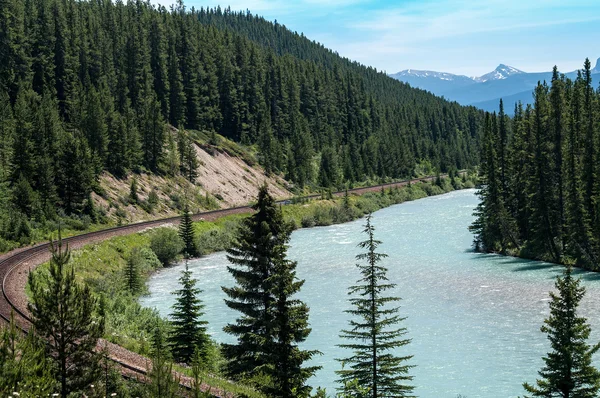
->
[140, 189, 600, 397]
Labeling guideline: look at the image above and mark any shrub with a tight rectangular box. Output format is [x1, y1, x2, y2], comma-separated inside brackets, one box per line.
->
[136, 246, 162, 272]
[148, 189, 159, 207]
[196, 227, 234, 255]
[149, 227, 184, 266]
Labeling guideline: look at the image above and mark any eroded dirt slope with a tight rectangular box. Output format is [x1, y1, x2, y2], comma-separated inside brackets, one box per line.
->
[96, 136, 291, 223]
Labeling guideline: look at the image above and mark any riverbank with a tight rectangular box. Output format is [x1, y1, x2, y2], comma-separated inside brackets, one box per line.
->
[28, 173, 477, 396]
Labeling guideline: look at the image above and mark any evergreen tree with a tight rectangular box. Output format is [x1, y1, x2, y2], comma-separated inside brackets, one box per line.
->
[140, 92, 166, 172]
[168, 261, 209, 364]
[523, 266, 600, 397]
[55, 133, 94, 214]
[337, 214, 414, 398]
[124, 247, 143, 294]
[27, 233, 103, 398]
[222, 184, 282, 380]
[179, 206, 197, 257]
[529, 82, 561, 262]
[222, 185, 319, 396]
[178, 130, 199, 182]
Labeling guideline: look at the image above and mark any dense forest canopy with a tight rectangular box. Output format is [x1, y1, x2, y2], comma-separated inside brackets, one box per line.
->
[0, 0, 484, 246]
[471, 59, 600, 271]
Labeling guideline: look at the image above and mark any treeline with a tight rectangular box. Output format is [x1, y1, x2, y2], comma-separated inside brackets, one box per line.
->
[471, 59, 600, 270]
[0, 0, 483, 244]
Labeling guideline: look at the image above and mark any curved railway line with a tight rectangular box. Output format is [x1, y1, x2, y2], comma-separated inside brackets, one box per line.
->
[0, 175, 443, 395]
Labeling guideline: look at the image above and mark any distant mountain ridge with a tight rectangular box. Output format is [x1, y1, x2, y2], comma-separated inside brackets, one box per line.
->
[390, 58, 600, 114]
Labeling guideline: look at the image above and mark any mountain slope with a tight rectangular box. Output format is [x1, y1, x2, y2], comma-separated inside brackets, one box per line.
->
[96, 130, 291, 224]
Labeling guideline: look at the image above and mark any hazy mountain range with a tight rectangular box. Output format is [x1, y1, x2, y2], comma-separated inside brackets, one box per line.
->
[390, 58, 600, 114]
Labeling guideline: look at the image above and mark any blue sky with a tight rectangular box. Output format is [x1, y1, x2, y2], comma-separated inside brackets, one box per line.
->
[154, 0, 600, 76]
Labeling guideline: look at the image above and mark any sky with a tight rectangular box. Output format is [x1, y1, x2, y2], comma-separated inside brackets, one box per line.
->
[153, 0, 600, 77]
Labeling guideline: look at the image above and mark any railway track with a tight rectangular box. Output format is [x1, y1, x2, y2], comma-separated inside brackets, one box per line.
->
[0, 174, 446, 394]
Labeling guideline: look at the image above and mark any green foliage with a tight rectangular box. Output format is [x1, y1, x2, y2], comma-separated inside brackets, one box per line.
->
[31, 233, 163, 356]
[523, 266, 600, 397]
[129, 176, 139, 204]
[150, 227, 184, 266]
[148, 324, 180, 398]
[168, 261, 209, 364]
[27, 235, 104, 398]
[337, 214, 415, 397]
[223, 185, 319, 396]
[0, 315, 57, 397]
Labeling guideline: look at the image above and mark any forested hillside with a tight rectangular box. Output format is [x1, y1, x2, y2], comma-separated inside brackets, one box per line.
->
[0, 0, 483, 248]
[471, 59, 600, 270]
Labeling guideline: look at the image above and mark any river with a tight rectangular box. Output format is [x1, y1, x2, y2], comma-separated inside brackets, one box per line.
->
[140, 189, 600, 397]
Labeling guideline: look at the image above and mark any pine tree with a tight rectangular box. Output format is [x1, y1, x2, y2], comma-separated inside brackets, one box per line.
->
[523, 266, 600, 397]
[222, 185, 319, 395]
[124, 247, 143, 294]
[222, 184, 283, 379]
[337, 214, 414, 398]
[179, 206, 197, 257]
[470, 114, 504, 252]
[55, 133, 94, 214]
[168, 261, 209, 364]
[27, 232, 103, 398]
[529, 82, 561, 262]
[178, 130, 199, 182]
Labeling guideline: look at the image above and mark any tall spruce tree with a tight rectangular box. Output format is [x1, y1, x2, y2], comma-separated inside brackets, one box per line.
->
[179, 206, 197, 257]
[178, 130, 199, 182]
[336, 214, 414, 398]
[168, 261, 209, 364]
[523, 266, 600, 397]
[124, 247, 143, 294]
[28, 233, 104, 398]
[222, 185, 319, 396]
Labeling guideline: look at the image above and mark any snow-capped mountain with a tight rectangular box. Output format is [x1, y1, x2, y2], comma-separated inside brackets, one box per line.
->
[390, 59, 599, 114]
[474, 64, 524, 82]
[393, 69, 468, 81]
[388, 69, 477, 94]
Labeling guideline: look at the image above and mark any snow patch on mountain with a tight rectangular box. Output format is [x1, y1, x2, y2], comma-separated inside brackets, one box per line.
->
[475, 64, 524, 82]
[394, 69, 467, 81]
